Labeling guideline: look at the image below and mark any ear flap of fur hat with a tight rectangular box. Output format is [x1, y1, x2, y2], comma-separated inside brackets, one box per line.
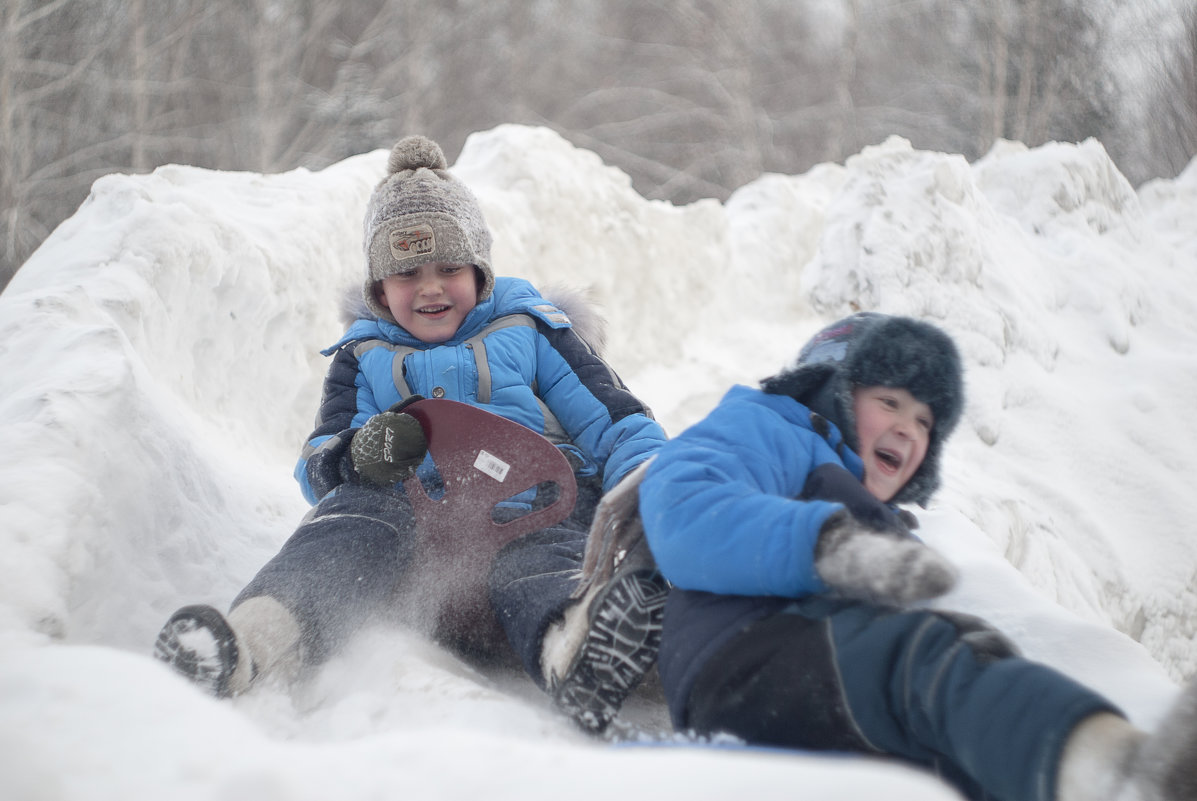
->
[362, 135, 495, 324]
[762, 313, 964, 506]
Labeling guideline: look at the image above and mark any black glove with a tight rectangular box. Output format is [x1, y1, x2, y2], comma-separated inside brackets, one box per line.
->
[800, 463, 913, 533]
[814, 509, 957, 605]
[350, 401, 428, 487]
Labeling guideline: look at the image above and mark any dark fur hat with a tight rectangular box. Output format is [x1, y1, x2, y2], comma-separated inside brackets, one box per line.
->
[761, 312, 963, 506]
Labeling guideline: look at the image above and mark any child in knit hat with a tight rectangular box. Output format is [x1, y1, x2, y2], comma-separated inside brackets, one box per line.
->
[153, 135, 669, 735]
[639, 312, 1197, 801]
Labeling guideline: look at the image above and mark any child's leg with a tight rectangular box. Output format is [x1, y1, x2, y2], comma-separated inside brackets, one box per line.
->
[154, 483, 418, 695]
[488, 524, 589, 685]
[683, 597, 1119, 801]
[232, 483, 418, 666]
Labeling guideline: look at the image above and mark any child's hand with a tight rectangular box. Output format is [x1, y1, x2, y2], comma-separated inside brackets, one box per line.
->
[800, 463, 911, 533]
[350, 410, 428, 487]
[814, 510, 957, 605]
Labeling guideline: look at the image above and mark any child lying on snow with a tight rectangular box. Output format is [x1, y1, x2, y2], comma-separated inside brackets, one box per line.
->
[154, 135, 668, 735]
[637, 312, 1197, 801]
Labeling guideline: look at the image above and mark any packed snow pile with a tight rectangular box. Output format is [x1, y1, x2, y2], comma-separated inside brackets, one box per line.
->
[1, 124, 1195, 800]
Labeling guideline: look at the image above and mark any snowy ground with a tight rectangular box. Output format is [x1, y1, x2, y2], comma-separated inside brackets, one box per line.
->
[2, 124, 1196, 800]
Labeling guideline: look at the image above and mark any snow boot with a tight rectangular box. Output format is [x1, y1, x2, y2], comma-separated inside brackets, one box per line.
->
[153, 596, 301, 698]
[225, 595, 302, 691]
[153, 604, 243, 698]
[1057, 679, 1197, 801]
[542, 536, 668, 735]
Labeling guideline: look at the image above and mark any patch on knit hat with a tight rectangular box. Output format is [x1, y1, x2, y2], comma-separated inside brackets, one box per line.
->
[361, 135, 494, 324]
[389, 225, 436, 261]
[761, 312, 964, 506]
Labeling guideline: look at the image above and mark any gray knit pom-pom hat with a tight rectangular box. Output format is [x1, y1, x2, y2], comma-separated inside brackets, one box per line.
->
[362, 135, 494, 322]
[761, 312, 964, 506]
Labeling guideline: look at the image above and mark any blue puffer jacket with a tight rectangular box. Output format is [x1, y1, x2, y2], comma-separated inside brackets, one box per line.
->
[640, 383, 869, 598]
[296, 276, 666, 505]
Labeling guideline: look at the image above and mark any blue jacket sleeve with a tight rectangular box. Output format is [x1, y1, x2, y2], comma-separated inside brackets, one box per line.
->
[531, 323, 667, 492]
[639, 387, 846, 598]
[293, 344, 382, 504]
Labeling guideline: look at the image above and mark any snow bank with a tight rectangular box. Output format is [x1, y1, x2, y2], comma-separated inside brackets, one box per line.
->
[2, 124, 1196, 800]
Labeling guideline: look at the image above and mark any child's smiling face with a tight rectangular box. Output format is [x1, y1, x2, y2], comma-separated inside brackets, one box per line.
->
[852, 385, 933, 502]
[375, 261, 479, 343]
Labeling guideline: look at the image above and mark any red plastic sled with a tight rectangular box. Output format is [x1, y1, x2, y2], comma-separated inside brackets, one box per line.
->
[400, 398, 578, 655]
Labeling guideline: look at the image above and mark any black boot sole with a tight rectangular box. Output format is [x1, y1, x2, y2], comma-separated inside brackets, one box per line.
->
[153, 604, 239, 698]
[553, 569, 668, 735]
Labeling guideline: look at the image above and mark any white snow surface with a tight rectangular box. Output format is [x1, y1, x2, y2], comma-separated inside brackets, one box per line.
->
[3, 124, 1197, 800]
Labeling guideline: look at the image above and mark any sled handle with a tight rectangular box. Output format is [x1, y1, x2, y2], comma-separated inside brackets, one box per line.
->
[397, 398, 580, 654]
[401, 398, 579, 547]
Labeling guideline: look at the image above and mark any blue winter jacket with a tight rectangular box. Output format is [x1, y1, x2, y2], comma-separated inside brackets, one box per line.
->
[295, 276, 666, 505]
[640, 383, 870, 598]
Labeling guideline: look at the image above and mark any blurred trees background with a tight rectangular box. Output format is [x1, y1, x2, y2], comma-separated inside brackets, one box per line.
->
[2, 0, 1194, 289]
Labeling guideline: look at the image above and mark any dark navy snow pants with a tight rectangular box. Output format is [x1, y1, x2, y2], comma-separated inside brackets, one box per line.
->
[659, 592, 1121, 801]
[233, 482, 588, 681]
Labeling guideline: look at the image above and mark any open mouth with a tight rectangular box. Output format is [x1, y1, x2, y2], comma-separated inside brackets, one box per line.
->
[875, 448, 902, 472]
[417, 304, 451, 316]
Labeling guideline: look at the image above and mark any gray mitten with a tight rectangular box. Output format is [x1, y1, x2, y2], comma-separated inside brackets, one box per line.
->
[350, 410, 428, 487]
[814, 510, 958, 605]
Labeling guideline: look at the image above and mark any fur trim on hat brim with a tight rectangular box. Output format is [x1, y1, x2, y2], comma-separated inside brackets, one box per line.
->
[760, 363, 838, 409]
[845, 317, 963, 441]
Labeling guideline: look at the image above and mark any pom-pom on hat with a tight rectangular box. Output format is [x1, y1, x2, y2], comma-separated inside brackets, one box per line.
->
[362, 135, 494, 323]
[761, 312, 964, 506]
